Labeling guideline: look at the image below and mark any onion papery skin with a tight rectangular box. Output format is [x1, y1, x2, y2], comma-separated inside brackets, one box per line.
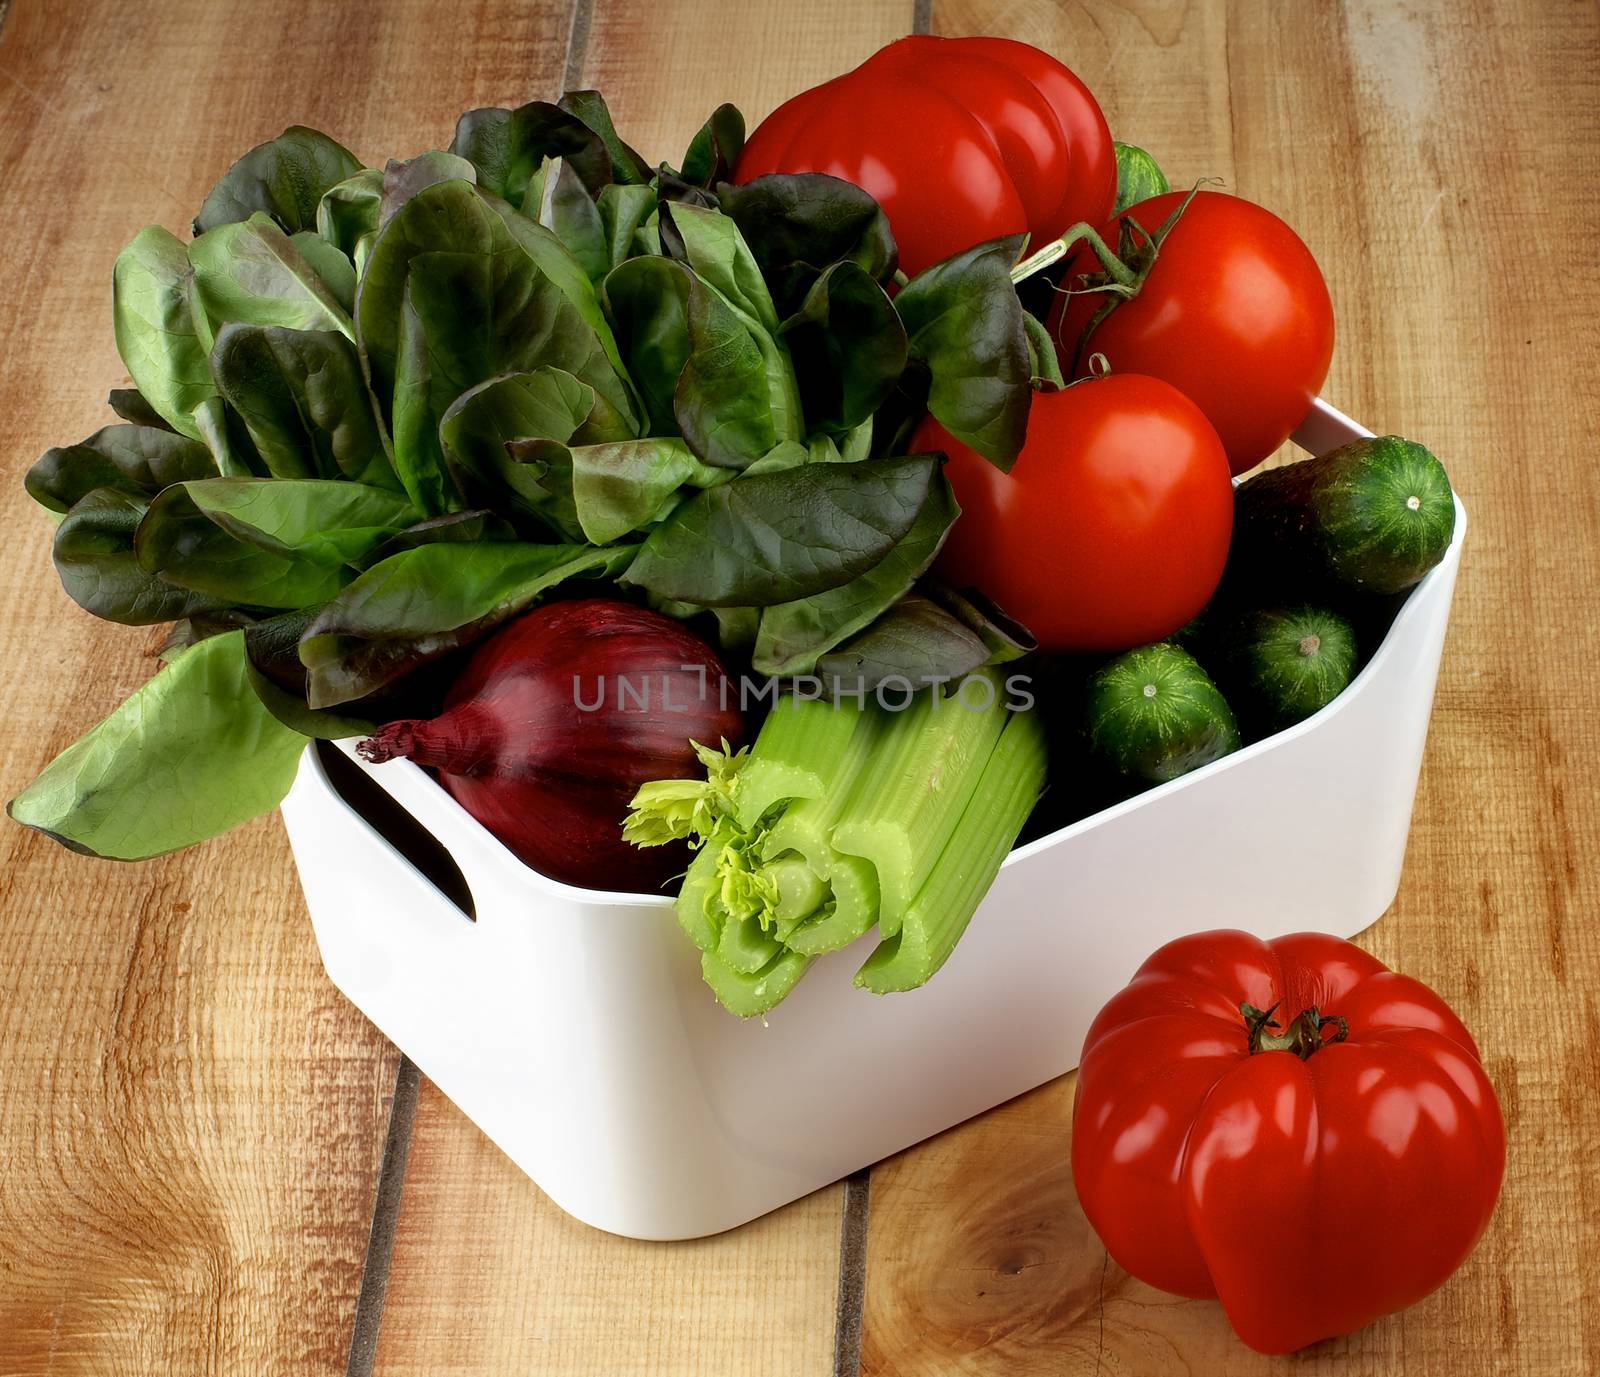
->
[360, 600, 745, 894]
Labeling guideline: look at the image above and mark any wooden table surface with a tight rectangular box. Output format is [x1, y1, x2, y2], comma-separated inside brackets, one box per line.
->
[1, 1, 1595, 1373]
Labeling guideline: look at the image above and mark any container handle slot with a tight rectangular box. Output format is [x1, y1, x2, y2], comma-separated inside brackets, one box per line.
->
[313, 739, 476, 921]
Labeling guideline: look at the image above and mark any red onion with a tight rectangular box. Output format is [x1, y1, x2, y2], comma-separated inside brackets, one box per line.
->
[358, 599, 745, 893]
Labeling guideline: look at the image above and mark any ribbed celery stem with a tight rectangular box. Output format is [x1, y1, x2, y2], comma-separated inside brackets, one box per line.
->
[675, 845, 723, 952]
[676, 697, 871, 982]
[854, 706, 1048, 994]
[829, 669, 1010, 938]
[734, 693, 861, 829]
[785, 853, 880, 955]
[718, 911, 784, 973]
[714, 855, 827, 972]
[701, 946, 814, 1019]
[754, 707, 888, 945]
[768, 856, 829, 924]
[760, 707, 888, 864]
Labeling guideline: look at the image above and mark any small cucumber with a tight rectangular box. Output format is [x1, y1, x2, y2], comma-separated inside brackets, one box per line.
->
[1085, 643, 1240, 784]
[1232, 436, 1455, 596]
[1113, 142, 1169, 214]
[1217, 606, 1358, 736]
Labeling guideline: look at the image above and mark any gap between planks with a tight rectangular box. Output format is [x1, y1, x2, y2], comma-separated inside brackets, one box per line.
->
[344, 1068, 871, 1376]
[834, 1169, 873, 1377]
[346, 1057, 421, 1377]
[835, 0, 927, 1354]
[563, 0, 594, 92]
[344, 4, 591, 1366]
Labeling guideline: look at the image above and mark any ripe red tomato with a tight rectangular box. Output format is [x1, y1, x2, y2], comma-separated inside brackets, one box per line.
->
[1074, 930, 1506, 1354]
[1049, 190, 1335, 474]
[914, 375, 1233, 653]
[735, 36, 1114, 277]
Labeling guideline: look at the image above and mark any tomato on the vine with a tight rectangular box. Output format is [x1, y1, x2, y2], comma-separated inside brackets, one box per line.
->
[914, 374, 1233, 653]
[1049, 190, 1335, 474]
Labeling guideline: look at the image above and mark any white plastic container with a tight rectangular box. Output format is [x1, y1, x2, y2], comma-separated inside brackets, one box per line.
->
[280, 398, 1465, 1240]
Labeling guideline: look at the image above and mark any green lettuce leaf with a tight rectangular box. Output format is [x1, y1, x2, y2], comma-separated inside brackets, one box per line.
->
[621, 453, 935, 606]
[188, 213, 354, 338]
[53, 488, 230, 626]
[8, 631, 306, 859]
[895, 234, 1030, 470]
[299, 541, 633, 706]
[174, 478, 418, 565]
[210, 323, 397, 487]
[193, 126, 363, 236]
[26, 425, 216, 514]
[752, 470, 957, 675]
[112, 226, 217, 440]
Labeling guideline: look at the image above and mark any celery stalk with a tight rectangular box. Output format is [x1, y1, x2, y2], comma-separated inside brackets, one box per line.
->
[628, 670, 1048, 1017]
[753, 709, 888, 947]
[854, 707, 1048, 994]
[785, 852, 880, 955]
[675, 845, 722, 952]
[718, 911, 783, 973]
[767, 855, 829, 923]
[759, 707, 885, 865]
[733, 694, 861, 829]
[829, 670, 1009, 936]
[702, 946, 814, 1018]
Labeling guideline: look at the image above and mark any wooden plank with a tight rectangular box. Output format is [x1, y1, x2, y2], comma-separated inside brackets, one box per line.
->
[579, 0, 915, 176]
[375, 1080, 844, 1376]
[0, 0, 582, 1371]
[370, 5, 913, 1370]
[858, 0, 1600, 1372]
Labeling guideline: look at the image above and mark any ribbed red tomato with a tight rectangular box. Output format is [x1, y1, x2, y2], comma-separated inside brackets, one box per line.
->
[734, 36, 1114, 277]
[1049, 190, 1335, 474]
[913, 375, 1233, 653]
[1074, 930, 1506, 1354]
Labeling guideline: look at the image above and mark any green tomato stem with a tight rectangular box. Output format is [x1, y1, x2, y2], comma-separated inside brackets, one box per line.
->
[1241, 1000, 1351, 1059]
[1010, 223, 1138, 288]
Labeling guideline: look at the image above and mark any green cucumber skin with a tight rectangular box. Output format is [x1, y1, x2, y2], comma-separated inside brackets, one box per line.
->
[1218, 606, 1358, 737]
[1085, 644, 1240, 785]
[1113, 142, 1169, 214]
[1233, 436, 1455, 596]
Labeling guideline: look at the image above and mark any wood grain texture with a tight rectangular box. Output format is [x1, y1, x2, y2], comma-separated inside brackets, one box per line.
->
[0, 0, 580, 1371]
[579, 0, 913, 177]
[859, 1, 1600, 1373]
[372, 1081, 844, 1377]
[368, 6, 912, 1372]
